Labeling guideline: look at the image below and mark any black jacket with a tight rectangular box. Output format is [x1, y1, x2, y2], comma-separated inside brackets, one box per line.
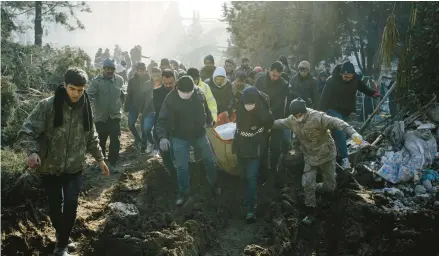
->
[155, 87, 213, 140]
[232, 91, 274, 158]
[255, 72, 291, 119]
[124, 75, 153, 113]
[289, 74, 320, 108]
[319, 73, 375, 116]
[152, 85, 173, 123]
[206, 78, 234, 115]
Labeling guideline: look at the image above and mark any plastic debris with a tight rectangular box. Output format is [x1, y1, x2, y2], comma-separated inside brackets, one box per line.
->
[214, 123, 236, 140]
[108, 202, 139, 218]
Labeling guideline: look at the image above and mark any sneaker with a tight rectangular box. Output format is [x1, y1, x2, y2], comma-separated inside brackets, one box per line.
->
[139, 145, 147, 155]
[245, 212, 256, 223]
[341, 158, 351, 170]
[151, 149, 160, 158]
[176, 196, 186, 207]
[53, 246, 71, 256]
[146, 144, 154, 154]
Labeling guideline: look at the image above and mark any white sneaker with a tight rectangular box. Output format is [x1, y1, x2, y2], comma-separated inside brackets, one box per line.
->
[341, 158, 351, 169]
[146, 144, 154, 154]
[151, 150, 160, 158]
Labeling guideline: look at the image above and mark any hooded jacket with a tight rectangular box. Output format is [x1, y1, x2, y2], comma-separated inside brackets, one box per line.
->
[206, 67, 234, 115]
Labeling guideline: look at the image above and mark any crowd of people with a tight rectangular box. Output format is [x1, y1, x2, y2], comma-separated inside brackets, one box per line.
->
[17, 51, 382, 255]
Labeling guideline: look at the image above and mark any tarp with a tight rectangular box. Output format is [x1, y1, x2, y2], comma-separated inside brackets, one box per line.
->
[206, 127, 240, 176]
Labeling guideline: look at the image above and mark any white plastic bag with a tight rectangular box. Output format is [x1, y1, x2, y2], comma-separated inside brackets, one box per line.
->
[214, 123, 236, 140]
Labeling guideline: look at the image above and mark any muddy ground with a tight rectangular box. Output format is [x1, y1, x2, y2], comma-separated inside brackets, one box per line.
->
[2, 131, 439, 256]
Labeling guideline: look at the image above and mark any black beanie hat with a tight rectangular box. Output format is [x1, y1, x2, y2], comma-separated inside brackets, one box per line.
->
[289, 98, 307, 115]
[340, 61, 355, 74]
[160, 58, 170, 67]
[204, 55, 214, 64]
[242, 87, 259, 104]
[136, 62, 147, 70]
[177, 76, 194, 92]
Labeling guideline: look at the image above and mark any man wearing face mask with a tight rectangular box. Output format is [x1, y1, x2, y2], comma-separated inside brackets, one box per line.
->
[319, 61, 379, 169]
[255, 61, 291, 175]
[233, 87, 274, 223]
[155, 76, 220, 206]
[200, 55, 216, 81]
[272, 98, 362, 225]
[237, 57, 252, 76]
[152, 69, 178, 171]
[206, 67, 234, 125]
[87, 59, 125, 172]
[289, 60, 319, 108]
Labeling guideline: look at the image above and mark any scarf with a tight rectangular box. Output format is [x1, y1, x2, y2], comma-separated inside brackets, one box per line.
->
[54, 84, 93, 131]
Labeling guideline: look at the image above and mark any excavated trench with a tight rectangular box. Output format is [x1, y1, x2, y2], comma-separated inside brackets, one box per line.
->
[2, 144, 439, 256]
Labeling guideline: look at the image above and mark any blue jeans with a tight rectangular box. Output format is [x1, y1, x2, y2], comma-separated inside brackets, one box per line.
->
[171, 135, 218, 196]
[282, 129, 292, 152]
[41, 172, 83, 248]
[261, 129, 283, 171]
[128, 108, 141, 143]
[326, 109, 348, 158]
[142, 112, 155, 146]
[238, 157, 260, 213]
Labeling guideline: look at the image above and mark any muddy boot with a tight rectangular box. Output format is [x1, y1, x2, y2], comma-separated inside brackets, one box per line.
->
[302, 206, 315, 225]
[245, 212, 257, 223]
[139, 144, 147, 155]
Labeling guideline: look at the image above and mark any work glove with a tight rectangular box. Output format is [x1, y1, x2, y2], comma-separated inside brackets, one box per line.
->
[159, 138, 171, 152]
[351, 133, 363, 145]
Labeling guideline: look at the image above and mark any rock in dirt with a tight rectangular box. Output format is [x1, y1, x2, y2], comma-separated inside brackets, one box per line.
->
[108, 202, 139, 218]
[414, 185, 427, 195]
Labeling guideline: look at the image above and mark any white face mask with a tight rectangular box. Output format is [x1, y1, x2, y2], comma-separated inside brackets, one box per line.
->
[293, 115, 304, 122]
[244, 104, 256, 111]
[178, 89, 194, 100]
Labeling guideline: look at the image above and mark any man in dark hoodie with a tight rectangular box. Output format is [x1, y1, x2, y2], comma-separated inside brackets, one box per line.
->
[205, 67, 234, 125]
[319, 61, 379, 169]
[200, 55, 216, 81]
[155, 76, 220, 206]
[233, 87, 274, 223]
[152, 69, 177, 172]
[236, 57, 252, 76]
[289, 60, 319, 108]
[124, 63, 153, 151]
[255, 61, 291, 175]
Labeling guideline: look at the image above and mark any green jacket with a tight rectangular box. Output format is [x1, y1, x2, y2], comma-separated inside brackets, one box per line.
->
[87, 74, 125, 123]
[273, 108, 356, 166]
[17, 96, 104, 175]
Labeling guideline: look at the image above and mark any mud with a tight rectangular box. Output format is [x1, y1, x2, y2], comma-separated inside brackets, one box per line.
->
[2, 131, 439, 256]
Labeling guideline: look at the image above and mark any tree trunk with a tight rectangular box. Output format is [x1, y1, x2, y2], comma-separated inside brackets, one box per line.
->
[34, 1, 43, 46]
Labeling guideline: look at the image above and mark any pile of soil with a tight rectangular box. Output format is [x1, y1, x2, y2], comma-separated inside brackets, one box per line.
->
[2, 131, 439, 256]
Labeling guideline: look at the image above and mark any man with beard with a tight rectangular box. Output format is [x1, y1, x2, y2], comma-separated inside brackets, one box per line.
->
[205, 67, 234, 125]
[17, 68, 110, 256]
[155, 76, 220, 206]
[87, 59, 125, 172]
[289, 60, 319, 108]
[200, 55, 216, 81]
[224, 58, 236, 82]
[152, 70, 178, 172]
[124, 63, 154, 153]
[319, 61, 379, 169]
[255, 61, 291, 178]
[236, 57, 252, 76]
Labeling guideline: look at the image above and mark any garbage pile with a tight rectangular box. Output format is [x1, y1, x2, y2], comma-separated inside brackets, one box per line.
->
[351, 102, 439, 215]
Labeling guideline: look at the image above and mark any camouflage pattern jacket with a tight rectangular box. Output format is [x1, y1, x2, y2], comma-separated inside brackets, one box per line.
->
[273, 108, 356, 166]
[17, 96, 104, 175]
[87, 74, 125, 123]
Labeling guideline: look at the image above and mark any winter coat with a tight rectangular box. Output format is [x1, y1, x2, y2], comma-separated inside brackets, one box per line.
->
[152, 85, 173, 123]
[124, 75, 154, 114]
[289, 74, 320, 108]
[273, 108, 356, 166]
[255, 72, 291, 119]
[155, 87, 213, 141]
[232, 91, 274, 158]
[200, 66, 216, 81]
[87, 74, 125, 123]
[319, 73, 375, 116]
[17, 96, 103, 175]
[206, 68, 234, 115]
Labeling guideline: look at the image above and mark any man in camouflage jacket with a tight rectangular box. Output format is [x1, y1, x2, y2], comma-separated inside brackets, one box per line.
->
[17, 68, 110, 256]
[272, 98, 362, 225]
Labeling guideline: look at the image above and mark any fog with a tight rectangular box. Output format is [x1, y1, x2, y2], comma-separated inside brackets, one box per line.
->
[14, 1, 229, 66]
